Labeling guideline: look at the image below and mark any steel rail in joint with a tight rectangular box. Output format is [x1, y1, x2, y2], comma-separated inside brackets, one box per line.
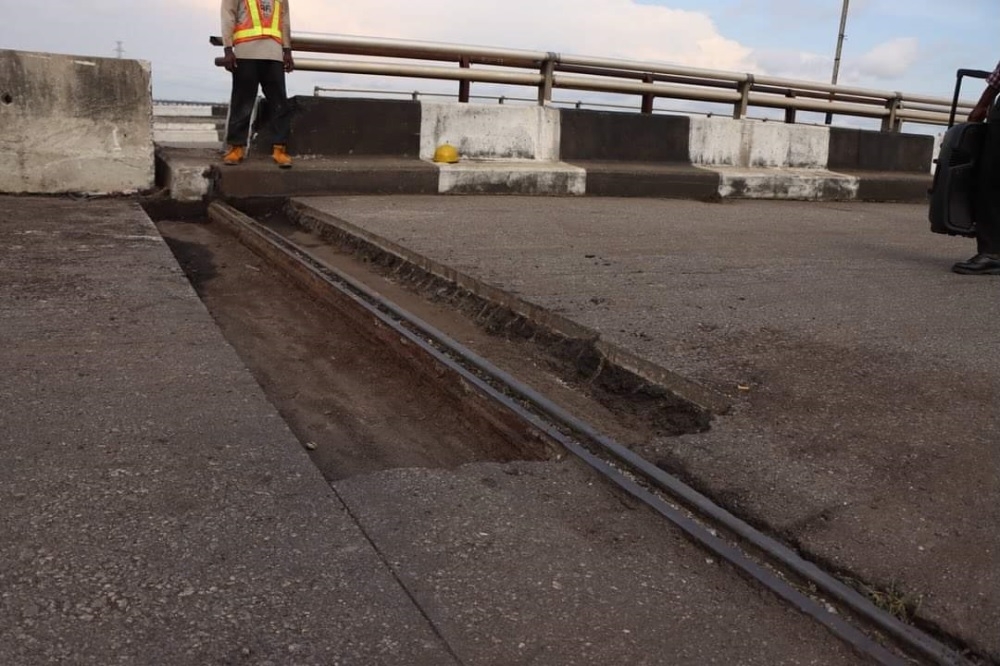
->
[207, 201, 976, 666]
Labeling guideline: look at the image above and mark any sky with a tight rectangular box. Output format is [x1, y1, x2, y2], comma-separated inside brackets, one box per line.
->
[3, 0, 998, 127]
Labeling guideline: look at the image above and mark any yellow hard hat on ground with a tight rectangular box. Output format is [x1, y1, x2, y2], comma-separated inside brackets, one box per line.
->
[433, 144, 460, 164]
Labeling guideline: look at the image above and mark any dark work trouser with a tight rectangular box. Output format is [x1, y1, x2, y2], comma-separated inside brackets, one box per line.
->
[975, 102, 1000, 254]
[225, 59, 291, 147]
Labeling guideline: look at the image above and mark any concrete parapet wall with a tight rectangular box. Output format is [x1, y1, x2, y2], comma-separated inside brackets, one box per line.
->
[419, 103, 560, 161]
[827, 127, 933, 173]
[559, 110, 690, 162]
[256, 97, 423, 157]
[165, 96, 933, 202]
[0, 50, 154, 195]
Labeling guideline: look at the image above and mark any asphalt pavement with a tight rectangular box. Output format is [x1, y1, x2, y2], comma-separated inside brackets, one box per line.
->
[0, 196, 871, 664]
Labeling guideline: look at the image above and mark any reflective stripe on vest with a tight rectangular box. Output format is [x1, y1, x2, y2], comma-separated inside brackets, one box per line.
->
[233, 0, 283, 45]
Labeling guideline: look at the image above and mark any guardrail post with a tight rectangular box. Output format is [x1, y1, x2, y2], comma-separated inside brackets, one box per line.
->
[734, 75, 752, 120]
[641, 73, 655, 114]
[881, 94, 902, 132]
[784, 91, 796, 124]
[538, 54, 556, 106]
[458, 56, 471, 103]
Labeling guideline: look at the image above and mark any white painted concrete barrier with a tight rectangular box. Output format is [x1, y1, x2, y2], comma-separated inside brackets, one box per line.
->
[688, 118, 830, 168]
[685, 119, 853, 199]
[419, 103, 561, 161]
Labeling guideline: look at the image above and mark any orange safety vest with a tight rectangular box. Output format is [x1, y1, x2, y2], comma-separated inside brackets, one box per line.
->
[233, 0, 283, 46]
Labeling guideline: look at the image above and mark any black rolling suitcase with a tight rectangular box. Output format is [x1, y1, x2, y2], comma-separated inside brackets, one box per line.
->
[929, 69, 991, 237]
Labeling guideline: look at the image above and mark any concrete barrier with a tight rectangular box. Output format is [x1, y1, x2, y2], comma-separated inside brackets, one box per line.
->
[419, 103, 582, 194]
[686, 117, 936, 201]
[0, 50, 154, 195]
[559, 109, 691, 162]
[827, 127, 934, 200]
[253, 97, 423, 157]
[690, 118, 830, 168]
[163, 96, 934, 202]
[419, 103, 560, 161]
[687, 118, 850, 200]
[557, 110, 718, 199]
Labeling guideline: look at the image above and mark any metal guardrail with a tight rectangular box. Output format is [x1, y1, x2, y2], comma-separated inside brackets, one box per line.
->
[211, 32, 977, 132]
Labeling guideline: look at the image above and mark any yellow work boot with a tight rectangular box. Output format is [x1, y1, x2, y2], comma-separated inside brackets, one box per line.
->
[222, 145, 244, 166]
[272, 144, 293, 169]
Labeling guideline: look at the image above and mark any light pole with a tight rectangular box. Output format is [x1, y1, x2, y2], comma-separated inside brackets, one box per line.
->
[826, 0, 850, 125]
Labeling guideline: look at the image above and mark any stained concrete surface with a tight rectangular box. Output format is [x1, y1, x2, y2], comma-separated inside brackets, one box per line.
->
[336, 461, 862, 666]
[152, 215, 865, 664]
[0, 196, 876, 665]
[0, 50, 154, 194]
[0, 198, 455, 665]
[296, 195, 1000, 660]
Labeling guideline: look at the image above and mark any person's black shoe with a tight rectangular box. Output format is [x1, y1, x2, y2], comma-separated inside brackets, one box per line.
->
[952, 253, 1000, 275]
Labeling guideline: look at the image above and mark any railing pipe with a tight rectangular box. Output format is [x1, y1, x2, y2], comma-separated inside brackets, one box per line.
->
[291, 58, 543, 86]
[553, 74, 742, 104]
[278, 32, 547, 67]
[752, 74, 898, 101]
[557, 53, 747, 83]
[747, 92, 889, 118]
[902, 100, 973, 114]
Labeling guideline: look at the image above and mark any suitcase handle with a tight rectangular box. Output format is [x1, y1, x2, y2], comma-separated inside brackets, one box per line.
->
[950, 69, 992, 127]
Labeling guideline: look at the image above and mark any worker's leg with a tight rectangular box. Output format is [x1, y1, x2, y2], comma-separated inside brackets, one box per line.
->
[225, 60, 262, 147]
[259, 60, 292, 146]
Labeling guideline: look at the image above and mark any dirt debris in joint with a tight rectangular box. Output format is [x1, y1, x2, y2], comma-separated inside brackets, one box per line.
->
[157, 219, 549, 481]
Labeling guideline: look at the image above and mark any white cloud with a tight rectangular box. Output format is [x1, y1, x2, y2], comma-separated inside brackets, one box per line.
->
[748, 36, 922, 88]
[851, 37, 920, 80]
[184, 0, 757, 71]
[752, 50, 833, 82]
